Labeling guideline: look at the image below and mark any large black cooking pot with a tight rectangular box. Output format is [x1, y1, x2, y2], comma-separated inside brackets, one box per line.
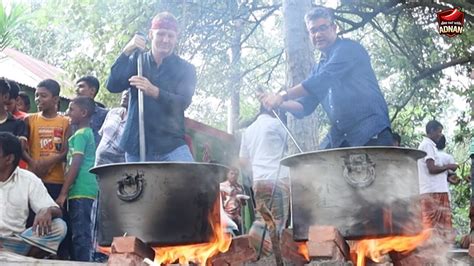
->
[90, 162, 228, 246]
[281, 147, 426, 241]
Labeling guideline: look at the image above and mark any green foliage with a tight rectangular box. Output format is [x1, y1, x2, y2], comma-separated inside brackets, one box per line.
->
[11, 0, 283, 130]
[0, 1, 26, 50]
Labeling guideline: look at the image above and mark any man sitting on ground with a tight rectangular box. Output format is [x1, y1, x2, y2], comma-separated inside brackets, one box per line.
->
[0, 132, 66, 257]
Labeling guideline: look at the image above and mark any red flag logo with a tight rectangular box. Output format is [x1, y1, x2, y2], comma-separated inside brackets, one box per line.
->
[437, 8, 464, 37]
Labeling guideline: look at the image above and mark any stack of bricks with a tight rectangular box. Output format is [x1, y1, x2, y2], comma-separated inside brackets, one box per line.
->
[281, 226, 351, 266]
[107, 236, 155, 266]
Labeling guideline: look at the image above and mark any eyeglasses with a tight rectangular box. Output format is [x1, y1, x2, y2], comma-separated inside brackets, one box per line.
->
[309, 24, 333, 34]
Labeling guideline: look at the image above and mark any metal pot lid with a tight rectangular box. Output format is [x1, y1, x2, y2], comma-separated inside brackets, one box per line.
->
[280, 146, 426, 167]
[90, 161, 230, 174]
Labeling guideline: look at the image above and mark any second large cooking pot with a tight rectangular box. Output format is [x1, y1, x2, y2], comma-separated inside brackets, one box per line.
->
[90, 162, 228, 246]
[281, 147, 426, 240]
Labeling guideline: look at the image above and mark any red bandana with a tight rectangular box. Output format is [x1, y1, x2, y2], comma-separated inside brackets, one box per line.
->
[151, 17, 178, 32]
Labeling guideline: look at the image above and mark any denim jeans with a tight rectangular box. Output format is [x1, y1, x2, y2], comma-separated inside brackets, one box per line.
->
[69, 198, 94, 262]
[126, 144, 194, 162]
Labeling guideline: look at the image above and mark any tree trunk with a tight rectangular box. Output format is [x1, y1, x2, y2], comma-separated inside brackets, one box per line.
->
[471, 70, 474, 121]
[282, 0, 319, 153]
[228, 4, 246, 134]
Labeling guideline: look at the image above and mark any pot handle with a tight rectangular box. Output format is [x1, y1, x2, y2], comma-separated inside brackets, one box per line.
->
[117, 172, 144, 202]
[342, 153, 376, 188]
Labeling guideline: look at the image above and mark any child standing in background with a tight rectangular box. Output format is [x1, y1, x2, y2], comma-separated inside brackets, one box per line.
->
[56, 96, 98, 262]
[25, 79, 70, 199]
[220, 167, 248, 234]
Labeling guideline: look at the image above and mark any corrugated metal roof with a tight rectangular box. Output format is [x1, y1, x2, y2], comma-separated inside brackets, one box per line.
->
[0, 48, 74, 91]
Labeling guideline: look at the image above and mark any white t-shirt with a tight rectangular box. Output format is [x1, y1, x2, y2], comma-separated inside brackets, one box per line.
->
[0, 167, 58, 237]
[239, 114, 289, 181]
[438, 150, 456, 200]
[417, 137, 449, 194]
[438, 151, 456, 175]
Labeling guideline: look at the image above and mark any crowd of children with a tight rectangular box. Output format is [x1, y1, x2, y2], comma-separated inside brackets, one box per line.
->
[0, 78, 104, 261]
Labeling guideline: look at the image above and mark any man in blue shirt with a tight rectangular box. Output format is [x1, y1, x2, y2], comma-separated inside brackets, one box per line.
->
[261, 6, 392, 149]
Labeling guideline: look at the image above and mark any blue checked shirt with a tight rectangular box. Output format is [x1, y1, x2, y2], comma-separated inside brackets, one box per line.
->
[296, 38, 391, 148]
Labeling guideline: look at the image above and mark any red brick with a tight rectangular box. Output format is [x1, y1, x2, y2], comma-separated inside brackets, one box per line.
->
[280, 229, 309, 264]
[469, 244, 474, 257]
[108, 253, 147, 266]
[211, 235, 257, 265]
[308, 226, 338, 242]
[110, 236, 155, 261]
[307, 225, 349, 260]
[307, 241, 344, 261]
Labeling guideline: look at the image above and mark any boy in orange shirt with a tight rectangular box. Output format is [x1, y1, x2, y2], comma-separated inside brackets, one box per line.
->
[24, 79, 71, 199]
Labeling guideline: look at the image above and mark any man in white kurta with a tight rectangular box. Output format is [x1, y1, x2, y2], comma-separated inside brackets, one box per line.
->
[0, 132, 66, 256]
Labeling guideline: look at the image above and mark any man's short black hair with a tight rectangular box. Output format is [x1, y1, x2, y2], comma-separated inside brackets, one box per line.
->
[77, 76, 100, 95]
[19, 92, 31, 109]
[71, 96, 96, 118]
[0, 132, 22, 167]
[0, 78, 11, 96]
[7, 80, 20, 100]
[37, 79, 61, 96]
[426, 120, 443, 135]
[436, 135, 446, 150]
[305, 6, 335, 24]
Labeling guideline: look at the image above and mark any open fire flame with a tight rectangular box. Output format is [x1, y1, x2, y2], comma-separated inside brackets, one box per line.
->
[295, 205, 432, 266]
[152, 196, 232, 265]
[297, 241, 309, 261]
[98, 196, 232, 265]
[353, 229, 431, 266]
[353, 205, 432, 266]
[295, 229, 431, 266]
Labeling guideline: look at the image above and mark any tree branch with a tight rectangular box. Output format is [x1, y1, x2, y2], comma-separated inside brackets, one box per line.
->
[413, 55, 473, 83]
[240, 5, 279, 46]
[336, 0, 400, 35]
[241, 51, 284, 78]
[390, 54, 473, 121]
[336, 0, 473, 35]
[369, 20, 422, 72]
[265, 49, 284, 85]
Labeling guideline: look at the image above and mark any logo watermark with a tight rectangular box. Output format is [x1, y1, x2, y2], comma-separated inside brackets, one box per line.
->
[437, 7, 465, 37]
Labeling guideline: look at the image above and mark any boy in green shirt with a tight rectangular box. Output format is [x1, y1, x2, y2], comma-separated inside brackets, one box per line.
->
[56, 96, 97, 261]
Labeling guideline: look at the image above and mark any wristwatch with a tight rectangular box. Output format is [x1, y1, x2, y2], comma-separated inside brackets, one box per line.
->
[278, 90, 289, 101]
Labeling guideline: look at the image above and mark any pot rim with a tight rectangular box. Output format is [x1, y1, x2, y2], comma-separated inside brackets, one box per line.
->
[280, 146, 427, 167]
[90, 161, 230, 175]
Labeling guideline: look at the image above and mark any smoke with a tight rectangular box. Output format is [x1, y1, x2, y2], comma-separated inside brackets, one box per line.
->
[285, 148, 425, 240]
[284, 147, 452, 263]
